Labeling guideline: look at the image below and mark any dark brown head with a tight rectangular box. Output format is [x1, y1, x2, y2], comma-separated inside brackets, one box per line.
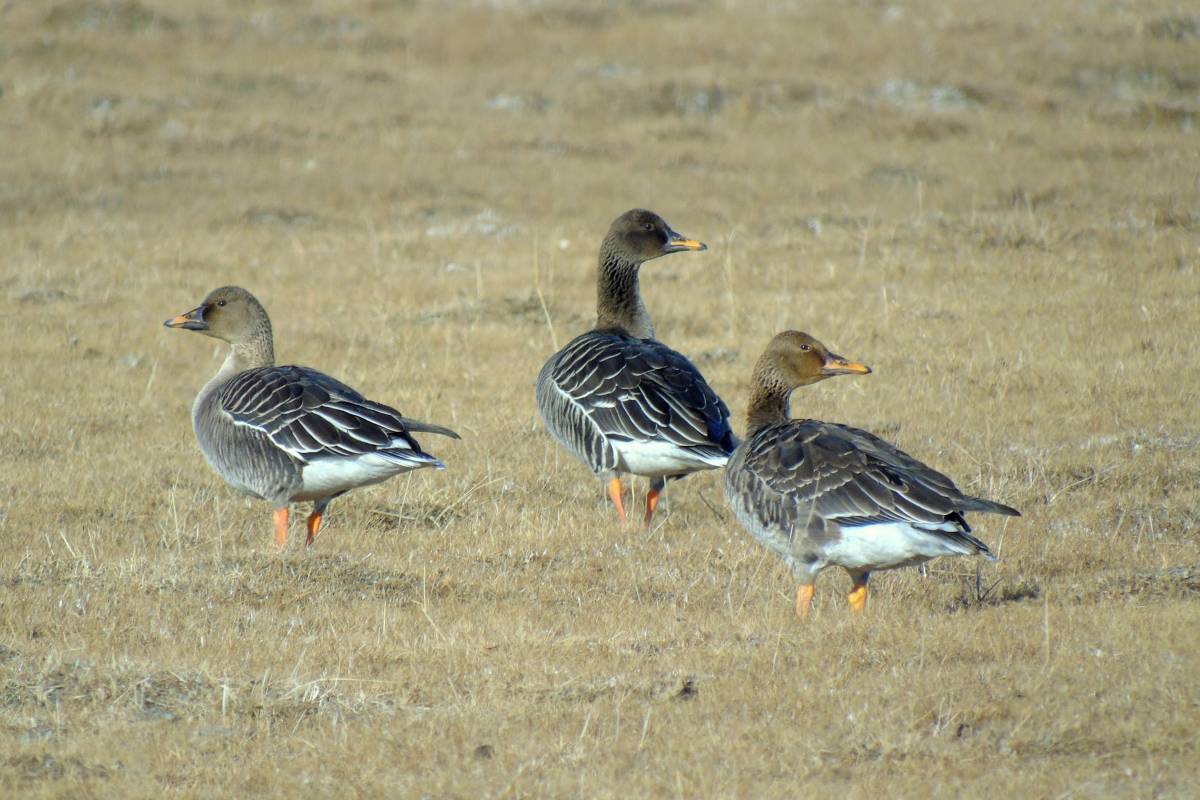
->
[164, 286, 271, 345]
[601, 209, 706, 265]
[758, 331, 871, 389]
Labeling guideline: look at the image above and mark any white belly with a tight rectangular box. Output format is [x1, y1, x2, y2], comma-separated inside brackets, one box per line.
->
[612, 439, 726, 478]
[822, 522, 973, 571]
[293, 454, 414, 501]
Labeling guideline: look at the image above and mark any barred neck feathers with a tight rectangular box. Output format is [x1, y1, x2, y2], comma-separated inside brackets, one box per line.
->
[745, 364, 793, 434]
[229, 312, 275, 371]
[743, 331, 872, 435]
[596, 246, 653, 339]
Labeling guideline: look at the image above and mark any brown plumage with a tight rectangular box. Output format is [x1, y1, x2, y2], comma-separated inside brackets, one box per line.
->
[724, 331, 1019, 618]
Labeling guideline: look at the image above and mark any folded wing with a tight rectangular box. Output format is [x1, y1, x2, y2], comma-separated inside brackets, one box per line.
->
[740, 420, 1016, 552]
[217, 366, 459, 468]
[548, 332, 735, 459]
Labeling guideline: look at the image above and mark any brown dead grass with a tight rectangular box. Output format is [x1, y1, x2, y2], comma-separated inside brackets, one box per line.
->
[2, 0, 1199, 796]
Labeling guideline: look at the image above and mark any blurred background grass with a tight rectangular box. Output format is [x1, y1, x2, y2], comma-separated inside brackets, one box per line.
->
[1, 1, 1198, 796]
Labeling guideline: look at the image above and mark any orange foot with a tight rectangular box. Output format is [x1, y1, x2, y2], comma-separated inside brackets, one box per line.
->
[608, 477, 628, 523]
[847, 578, 869, 614]
[273, 508, 289, 551]
[795, 584, 815, 620]
[643, 485, 662, 529]
[305, 509, 324, 548]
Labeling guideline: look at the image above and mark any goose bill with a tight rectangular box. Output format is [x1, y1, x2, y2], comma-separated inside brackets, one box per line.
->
[664, 229, 707, 253]
[164, 305, 208, 331]
[821, 354, 871, 376]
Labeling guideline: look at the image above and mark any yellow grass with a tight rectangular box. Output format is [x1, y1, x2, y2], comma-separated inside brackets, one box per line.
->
[2, 0, 1199, 796]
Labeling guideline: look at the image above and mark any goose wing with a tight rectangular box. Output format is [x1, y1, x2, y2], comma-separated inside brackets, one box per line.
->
[739, 420, 1014, 542]
[216, 366, 459, 466]
[548, 331, 735, 456]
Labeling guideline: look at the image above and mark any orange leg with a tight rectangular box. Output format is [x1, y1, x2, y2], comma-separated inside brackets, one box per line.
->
[273, 508, 289, 551]
[305, 510, 324, 547]
[643, 486, 662, 529]
[608, 477, 628, 523]
[847, 575, 869, 614]
[795, 584, 815, 620]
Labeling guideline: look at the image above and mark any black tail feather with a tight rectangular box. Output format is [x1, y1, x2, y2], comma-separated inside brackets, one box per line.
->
[962, 495, 1020, 517]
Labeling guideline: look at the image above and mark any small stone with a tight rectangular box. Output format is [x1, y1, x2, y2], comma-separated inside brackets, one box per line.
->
[14, 288, 68, 303]
[160, 119, 187, 141]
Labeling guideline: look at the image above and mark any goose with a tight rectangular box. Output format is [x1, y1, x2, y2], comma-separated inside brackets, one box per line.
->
[164, 286, 459, 550]
[536, 209, 735, 528]
[723, 331, 1019, 618]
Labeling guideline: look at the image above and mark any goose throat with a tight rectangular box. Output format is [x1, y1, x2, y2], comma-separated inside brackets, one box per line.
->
[596, 254, 654, 339]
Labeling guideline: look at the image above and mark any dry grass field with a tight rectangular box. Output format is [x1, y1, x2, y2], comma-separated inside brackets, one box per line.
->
[2, 0, 1199, 796]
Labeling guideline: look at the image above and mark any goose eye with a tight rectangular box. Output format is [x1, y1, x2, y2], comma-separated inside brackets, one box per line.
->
[800, 344, 811, 352]
[217, 300, 227, 307]
[642, 222, 654, 232]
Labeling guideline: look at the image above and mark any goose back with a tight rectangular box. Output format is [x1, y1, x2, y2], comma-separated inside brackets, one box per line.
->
[537, 329, 735, 478]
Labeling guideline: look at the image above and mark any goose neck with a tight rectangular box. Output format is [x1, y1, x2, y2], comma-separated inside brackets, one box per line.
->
[595, 252, 654, 339]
